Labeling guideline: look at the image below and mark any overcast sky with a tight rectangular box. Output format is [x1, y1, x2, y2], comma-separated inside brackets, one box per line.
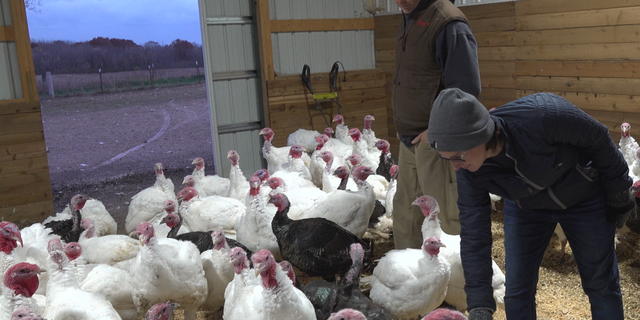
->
[26, 0, 202, 45]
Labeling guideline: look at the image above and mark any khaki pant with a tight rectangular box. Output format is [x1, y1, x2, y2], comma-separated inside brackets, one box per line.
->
[393, 141, 460, 249]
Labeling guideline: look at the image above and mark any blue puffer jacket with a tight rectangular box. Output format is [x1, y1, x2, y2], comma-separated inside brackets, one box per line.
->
[456, 92, 632, 311]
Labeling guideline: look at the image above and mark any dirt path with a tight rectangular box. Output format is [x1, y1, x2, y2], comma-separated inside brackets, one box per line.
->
[41, 83, 214, 230]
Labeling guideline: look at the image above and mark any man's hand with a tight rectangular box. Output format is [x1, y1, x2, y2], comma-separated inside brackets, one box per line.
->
[411, 129, 429, 145]
[606, 188, 638, 229]
[468, 308, 493, 320]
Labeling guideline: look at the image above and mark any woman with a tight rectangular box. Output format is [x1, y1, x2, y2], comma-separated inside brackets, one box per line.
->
[426, 88, 634, 320]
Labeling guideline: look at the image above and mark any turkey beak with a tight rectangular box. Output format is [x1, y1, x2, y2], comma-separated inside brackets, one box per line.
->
[160, 216, 168, 224]
[11, 232, 23, 247]
[411, 199, 420, 206]
[439, 242, 447, 248]
[254, 263, 261, 276]
[168, 302, 179, 311]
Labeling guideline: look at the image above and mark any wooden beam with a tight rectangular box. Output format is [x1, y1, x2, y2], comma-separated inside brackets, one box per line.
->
[516, 90, 640, 114]
[270, 18, 375, 33]
[255, 0, 273, 128]
[0, 26, 15, 42]
[517, 76, 640, 96]
[516, 6, 640, 31]
[515, 0, 640, 16]
[10, 0, 38, 104]
[516, 60, 640, 78]
[460, 1, 516, 20]
[0, 200, 53, 223]
[516, 43, 640, 61]
[517, 25, 640, 46]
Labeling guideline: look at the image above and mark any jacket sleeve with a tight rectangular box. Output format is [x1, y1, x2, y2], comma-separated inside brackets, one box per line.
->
[435, 20, 481, 98]
[456, 169, 496, 311]
[535, 93, 632, 194]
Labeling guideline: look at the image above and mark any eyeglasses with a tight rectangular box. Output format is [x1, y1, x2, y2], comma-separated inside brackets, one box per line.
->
[438, 151, 466, 163]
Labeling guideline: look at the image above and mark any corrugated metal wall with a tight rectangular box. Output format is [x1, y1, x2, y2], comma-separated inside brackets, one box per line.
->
[199, 0, 264, 178]
[270, 0, 376, 75]
[0, 0, 22, 100]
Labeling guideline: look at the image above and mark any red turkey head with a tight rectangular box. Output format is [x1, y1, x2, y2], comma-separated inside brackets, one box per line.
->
[177, 187, 198, 202]
[621, 122, 631, 138]
[422, 308, 468, 320]
[144, 301, 179, 320]
[163, 200, 176, 214]
[279, 260, 296, 285]
[423, 237, 446, 258]
[412, 195, 440, 220]
[352, 165, 374, 182]
[182, 175, 196, 188]
[70, 194, 89, 211]
[390, 165, 399, 180]
[259, 127, 275, 141]
[191, 157, 205, 171]
[249, 175, 261, 196]
[332, 114, 344, 125]
[323, 127, 334, 137]
[254, 169, 270, 182]
[63, 242, 82, 261]
[364, 114, 375, 130]
[160, 213, 180, 228]
[375, 139, 390, 153]
[154, 162, 164, 175]
[315, 134, 329, 150]
[229, 247, 249, 274]
[267, 177, 285, 191]
[0, 221, 22, 254]
[289, 145, 305, 159]
[348, 128, 361, 142]
[333, 166, 350, 180]
[318, 151, 334, 164]
[268, 193, 290, 212]
[346, 154, 362, 167]
[211, 230, 227, 251]
[328, 309, 367, 320]
[136, 222, 155, 246]
[227, 150, 240, 166]
[251, 249, 278, 289]
[3, 262, 40, 297]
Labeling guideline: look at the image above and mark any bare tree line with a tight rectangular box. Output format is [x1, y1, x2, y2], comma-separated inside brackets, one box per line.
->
[31, 37, 204, 76]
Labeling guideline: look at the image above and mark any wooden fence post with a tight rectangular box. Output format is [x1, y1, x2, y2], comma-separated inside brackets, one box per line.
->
[45, 71, 54, 97]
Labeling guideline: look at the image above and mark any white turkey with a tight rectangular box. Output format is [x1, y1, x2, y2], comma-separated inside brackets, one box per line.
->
[266, 176, 328, 221]
[78, 256, 137, 319]
[301, 166, 377, 238]
[144, 301, 179, 320]
[332, 114, 354, 147]
[619, 122, 639, 166]
[259, 127, 311, 174]
[191, 156, 231, 197]
[0, 222, 24, 279]
[369, 237, 450, 319]
[362, 115, 382, 159]
[1, 262, 41, 320]
[629, 147, 640, 182]
[346, 154, 389, 202]
[199, 230, 235, 313]
[251, 249, 317, 320]
[416, 195, 505, 311]
[317, 151, 356, 192]
[235, 175, 280, 258]
[309, 134, 332, 188]
[130, 222, 208, 320]
[124, 162, 177, 237]
[43, 238, 122, 320]
[321, 127, 354, 163]
[78, 219, 140, 265]
[272, 145, 314, 185]
[287, 128, 322, 155]
[226, 150, 251, 202]
[150, 199, 190, 239]
[348, 128, 378, 172]
[176, 186, 245, 234]
[223, 247, 264, 320]
[384, 165, 399, 217]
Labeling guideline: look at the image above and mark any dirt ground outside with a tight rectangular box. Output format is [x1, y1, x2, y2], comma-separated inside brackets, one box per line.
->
[40, 84, 640, 320]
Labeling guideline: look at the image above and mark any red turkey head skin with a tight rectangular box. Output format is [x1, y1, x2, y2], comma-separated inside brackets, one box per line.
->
[315, 135, 329, 150]
[332, 114, 344, 125]
[390, 165, 399, 179]
[375, 139, 390, 153]
[182, 175, 196, 188]
[328, 308, 367, 320]
[144, 301, 179, 320]
[268, 193, 290, 212]
[11, 307, 42, 320]
[254, 169, 270, 182]
[160, 213, 180, 229]
[279, 260, 296, 284]
[319, 151, 334, 164]
[259, 128, 275, 142]
[422, 308, 468, 320]
[412, 195, 440, 220]
[423, 237, 446, 258]
[211, 230, 227, 251]
[63, 242, 82, 261]
[267, 177, 285, 191]
[177, 187, 198, 202]
[70, 194, 89, 211]
[289, 145, 306, 159]
[249, 175, 262, 196]
[621, 122, 631, 138]
[324, 127, 334, 137]
[192, 157, 205, 171]
[352, 166, 374, 183]
[0, 221, 23, 254]
[227, 150, 240, 166]
[348, 128, 362, 142]
[364, 115, 375, 130]
[3, 262, 40, 297]
[163, 200, 176, 214]
[229, 247, 249, 274]
[346, 154, 362, 167]
[154, 163, 164, 175]
[333, 166, 350, 180]
[251, 249, 278, 289]
[136, 222, 155, 246]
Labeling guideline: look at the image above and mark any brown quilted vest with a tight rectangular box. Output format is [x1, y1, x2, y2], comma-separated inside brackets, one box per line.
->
[392, 0, 469, 136]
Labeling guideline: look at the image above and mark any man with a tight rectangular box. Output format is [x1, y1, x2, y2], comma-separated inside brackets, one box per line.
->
[392, 0, 481, 250]
[427, 88, 633, 320]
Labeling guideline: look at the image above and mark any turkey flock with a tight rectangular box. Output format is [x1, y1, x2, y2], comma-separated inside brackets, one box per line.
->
[4, 115, 640, 320]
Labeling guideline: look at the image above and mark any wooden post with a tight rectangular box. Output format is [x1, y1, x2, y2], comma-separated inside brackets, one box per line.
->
[45, 71, 54, 97]
[255, 0, 273, 127]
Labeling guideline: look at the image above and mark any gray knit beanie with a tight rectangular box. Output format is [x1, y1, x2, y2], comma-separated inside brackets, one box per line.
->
[427, 88, 494, 152]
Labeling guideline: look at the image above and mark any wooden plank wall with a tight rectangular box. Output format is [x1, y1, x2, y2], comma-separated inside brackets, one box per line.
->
[266, 69, 388, 147]
[0, 1, 53, 222]
[514, 0, 640, 137]
[374, 0, 640, 144]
